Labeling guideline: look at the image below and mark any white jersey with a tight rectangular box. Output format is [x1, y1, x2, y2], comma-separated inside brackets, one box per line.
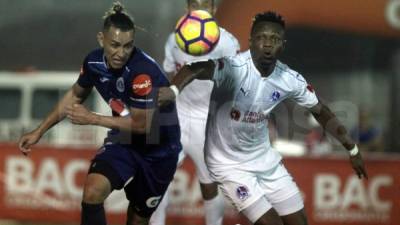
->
[163, 27, 240, 120]
[206, 50, 318, 171]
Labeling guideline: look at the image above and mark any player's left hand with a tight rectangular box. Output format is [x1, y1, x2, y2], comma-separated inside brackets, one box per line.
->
[66, 104, 95, 125]
[349, 151, 368, 179]
[158, 87, 176, 107]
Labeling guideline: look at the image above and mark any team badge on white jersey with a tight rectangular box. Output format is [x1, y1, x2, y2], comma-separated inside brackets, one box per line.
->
[236, 185, 250, 200]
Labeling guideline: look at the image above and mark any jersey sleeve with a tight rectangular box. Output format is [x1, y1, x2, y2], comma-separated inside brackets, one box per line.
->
[221, 32, 241, 57]
[162, 34, 177, 74]
[127, 65, 165, 109]
[212, 57, 235, 89]
[291, 73, 318, 108]
[76, 56, 94, 88]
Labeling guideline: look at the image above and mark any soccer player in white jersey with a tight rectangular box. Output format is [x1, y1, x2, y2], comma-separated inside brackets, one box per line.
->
[159, 11, 368, 225]
[127, 1, 240, 225]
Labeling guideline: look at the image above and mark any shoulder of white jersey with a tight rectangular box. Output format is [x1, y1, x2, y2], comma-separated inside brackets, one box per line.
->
[216, 51, 248, 70]
[218, 27, 241, 51]
[275, 60, 306, 83]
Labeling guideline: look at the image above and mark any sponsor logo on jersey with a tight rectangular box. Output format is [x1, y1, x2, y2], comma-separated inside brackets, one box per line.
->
[236, 185, 250, 201]
[132, 74, 152, 96]
[271, 91, 281, 102]
[231, 109, 267, 123]
[116, 77, 125, 92]
[146, 196, 162, 208]
[242, 111, 267, 123]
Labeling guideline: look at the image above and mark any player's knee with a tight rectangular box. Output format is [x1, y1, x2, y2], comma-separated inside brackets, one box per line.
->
[254, 210, 283, 225]
[82, 185, 109, 203]
[200, 182, 219, 200]
[281, 209, 308, 225]
[82, 174, 111, 204]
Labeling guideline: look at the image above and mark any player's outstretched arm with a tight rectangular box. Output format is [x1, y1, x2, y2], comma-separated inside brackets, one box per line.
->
[309, 101, 368, 179]
[85, 107, 154, 134]
[19, 83, 92, 155]
[158, 60, 215, 106]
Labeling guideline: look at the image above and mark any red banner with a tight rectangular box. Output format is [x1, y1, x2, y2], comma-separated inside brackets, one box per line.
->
[286, 156, 399, 225]
[0, 143, 398, 225]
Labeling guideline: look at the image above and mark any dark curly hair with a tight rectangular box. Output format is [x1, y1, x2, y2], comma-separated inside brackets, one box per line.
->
[251, 11, 285, 34]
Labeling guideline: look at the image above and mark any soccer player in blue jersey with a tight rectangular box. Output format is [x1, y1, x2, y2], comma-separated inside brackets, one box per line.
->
[18, 2, 181, 225]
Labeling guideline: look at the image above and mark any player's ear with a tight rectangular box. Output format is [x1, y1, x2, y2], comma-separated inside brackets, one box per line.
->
[97, 32, 104, 48]
[281, 39, 287, 51]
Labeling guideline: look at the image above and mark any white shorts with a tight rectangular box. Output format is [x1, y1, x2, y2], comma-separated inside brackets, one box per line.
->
[213, 162, 303, 219]
[178, 114, 213, 184]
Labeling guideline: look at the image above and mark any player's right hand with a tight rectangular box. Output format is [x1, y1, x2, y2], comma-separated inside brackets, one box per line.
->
[349, 151, 368, 180]
[158, 87, 176, 107]
[18, 130, 41, 156]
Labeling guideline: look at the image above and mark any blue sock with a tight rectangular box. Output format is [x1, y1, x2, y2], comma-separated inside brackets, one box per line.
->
[81, 202, 106, 225]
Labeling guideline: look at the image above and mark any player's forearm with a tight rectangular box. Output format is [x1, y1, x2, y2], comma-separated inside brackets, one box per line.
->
[171, 61, 214, 91]
[171, 65, 201, 91]
[91, 114, 147, 134]
[36, 88, 83, 136]
[310, 102, 355, 150]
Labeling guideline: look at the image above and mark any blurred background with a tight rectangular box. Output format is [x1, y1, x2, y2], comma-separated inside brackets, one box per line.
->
[0, 0, 399, 225]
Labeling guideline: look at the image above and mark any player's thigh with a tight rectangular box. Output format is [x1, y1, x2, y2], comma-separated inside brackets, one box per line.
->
[280, 206, 308, 225]
[213, 168, 266, 213]
[259, 162, 304, 216]
[241, 195, 280, 224]
[82, 173, 112, 203]
[89, 144, 137, 190]
[124, 149, 179, 218]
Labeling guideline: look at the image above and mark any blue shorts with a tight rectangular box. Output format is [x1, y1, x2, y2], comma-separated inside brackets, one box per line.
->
[89, 143, 180, 217]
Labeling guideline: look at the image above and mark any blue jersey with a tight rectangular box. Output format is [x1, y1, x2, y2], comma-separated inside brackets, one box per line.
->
[77, 48, 181, 155]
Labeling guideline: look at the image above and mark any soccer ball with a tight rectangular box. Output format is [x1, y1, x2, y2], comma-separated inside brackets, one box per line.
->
[175, 10, 220, 56]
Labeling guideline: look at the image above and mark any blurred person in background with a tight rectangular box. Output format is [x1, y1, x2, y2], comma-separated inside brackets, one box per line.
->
[127, 0, 240, 225]
[18, 2, 182, 225]
[351, 108, 384, 152]
[158, 11, 368, 225]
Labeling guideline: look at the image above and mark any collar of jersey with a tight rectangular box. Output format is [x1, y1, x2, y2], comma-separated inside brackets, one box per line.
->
[246, 51, 282, 80]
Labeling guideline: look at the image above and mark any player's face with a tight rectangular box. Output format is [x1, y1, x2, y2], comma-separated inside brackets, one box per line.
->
[187, 0, 215, 15]
[249, 22, 285, 71]
[98, 26, 135, 69]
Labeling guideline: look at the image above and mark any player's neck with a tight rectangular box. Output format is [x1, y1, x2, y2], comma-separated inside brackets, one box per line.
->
[256, 62, 276, 77]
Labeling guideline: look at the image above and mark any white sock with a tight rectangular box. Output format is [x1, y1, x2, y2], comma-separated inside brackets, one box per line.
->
[204, 193, 225, 225]
[149, 193, 169, 225]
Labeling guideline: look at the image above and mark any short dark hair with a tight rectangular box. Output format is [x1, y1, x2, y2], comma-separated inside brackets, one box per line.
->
[251, 11, 285, 33]
[103, 2, 135, 32]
